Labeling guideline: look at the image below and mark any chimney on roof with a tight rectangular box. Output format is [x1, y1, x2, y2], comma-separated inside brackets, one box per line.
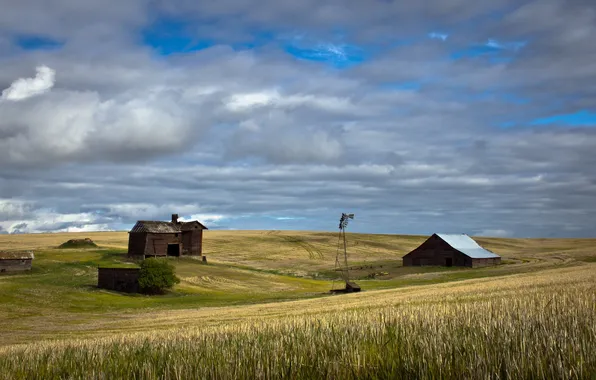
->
[171, 214, 179, 224]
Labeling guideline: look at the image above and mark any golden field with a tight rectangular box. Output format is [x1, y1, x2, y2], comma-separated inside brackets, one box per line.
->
[0, 231, 594, 378]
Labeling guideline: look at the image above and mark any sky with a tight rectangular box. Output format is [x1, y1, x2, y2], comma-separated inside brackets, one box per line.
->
[0, 0, 595, 237]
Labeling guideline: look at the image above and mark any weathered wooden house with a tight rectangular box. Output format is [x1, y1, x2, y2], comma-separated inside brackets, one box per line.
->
[402, 233, 501, 268]
[127, 214, 207, 259]
[0, 251, 34, 273]
[97, 267, 140, 293]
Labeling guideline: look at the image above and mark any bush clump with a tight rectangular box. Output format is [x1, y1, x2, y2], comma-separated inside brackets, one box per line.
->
[138, 258, 180, 294]
[58, 238, 97, 249]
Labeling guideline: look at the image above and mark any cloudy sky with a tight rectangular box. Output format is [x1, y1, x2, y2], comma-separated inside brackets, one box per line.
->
[0, 0, 595, 237]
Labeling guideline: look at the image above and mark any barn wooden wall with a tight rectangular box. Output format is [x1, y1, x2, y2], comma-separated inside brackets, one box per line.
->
[403, 246, 471, 267]
[144, 233, 180, 256]
[97, 268, 140, 293]
[127, 232, 147, 258]
[403, 235, 499, 268]
[0, 259, 32, 273]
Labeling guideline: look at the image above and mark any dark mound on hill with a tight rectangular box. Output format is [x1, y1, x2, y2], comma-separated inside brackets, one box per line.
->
[58, 238, 98, 249]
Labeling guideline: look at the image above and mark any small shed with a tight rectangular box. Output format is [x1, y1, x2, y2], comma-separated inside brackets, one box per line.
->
[97, 267, 140, 293]
[0, 251, 34, 273]
[402, 233, 501, 268]
[128, 214, 208, 259]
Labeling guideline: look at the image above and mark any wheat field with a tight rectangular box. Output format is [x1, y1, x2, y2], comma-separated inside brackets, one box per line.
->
[0, 231, 595, 378]
[0, 264, 594, 379]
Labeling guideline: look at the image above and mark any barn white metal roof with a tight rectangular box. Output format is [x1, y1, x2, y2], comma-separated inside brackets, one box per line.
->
[435, 233, 500, 259]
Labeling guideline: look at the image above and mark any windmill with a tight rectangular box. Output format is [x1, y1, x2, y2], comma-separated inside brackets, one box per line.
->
[331, 213, 361, 293]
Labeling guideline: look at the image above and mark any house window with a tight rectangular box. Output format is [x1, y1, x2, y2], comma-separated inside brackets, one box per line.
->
[174, 233, 179, 237]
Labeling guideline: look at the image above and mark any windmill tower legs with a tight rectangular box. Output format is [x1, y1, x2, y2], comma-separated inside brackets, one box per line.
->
[331, 213, 361, 294]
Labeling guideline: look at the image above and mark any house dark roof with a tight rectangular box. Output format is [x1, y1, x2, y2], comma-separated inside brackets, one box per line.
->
[130, 220, 208, 233]
[435, 233, 500, 259]
[0, 251, 34, 260]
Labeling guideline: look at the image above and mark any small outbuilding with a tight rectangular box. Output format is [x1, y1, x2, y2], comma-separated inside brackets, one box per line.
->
[402, 233, 501, 268]
[97, 267, 140, 293]
[128, 214, 208, 259]
[0, 251, 34, 273]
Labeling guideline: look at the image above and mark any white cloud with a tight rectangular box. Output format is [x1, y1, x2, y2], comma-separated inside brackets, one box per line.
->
[185, 214, 226, 225]
[56, 224, 113, 233]
[225, 90, 353, 113]
[485, 39, 527, 51]
[428, 32, 448, 41]
[0, 87, 203, 165]
[226, 91, 278, 110]
[0, 210, 106, 234]
[106, 203, 204, 220]
[0, 199, 32, 219]
[101, 204, 224, 227]
[1, 66, 56, 101]
[0, 199, 117, 234]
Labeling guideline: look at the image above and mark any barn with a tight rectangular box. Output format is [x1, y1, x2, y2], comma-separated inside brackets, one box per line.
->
[0, 251, 34, 273]
[97, 267, 140, 293]
[127, 214, 208, 259]
[402, 233, 501, 268]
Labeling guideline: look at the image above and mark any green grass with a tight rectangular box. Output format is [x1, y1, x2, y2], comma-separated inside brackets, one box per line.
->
[0, 248, 329, 315]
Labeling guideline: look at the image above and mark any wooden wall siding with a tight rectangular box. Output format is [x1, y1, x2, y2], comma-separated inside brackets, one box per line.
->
[182, 232, 192, 255]
[403, 246, 470, 267]
[127, 220, 206, 259]
[127, 233, 147, 258]
[0, 259, 32, 273]
[180, 230, 201, 255]
[144, 233, 181, 256]
[97, 268, 140, 293]
[471, 257, 502, 268]
[191, 229, 202, 255]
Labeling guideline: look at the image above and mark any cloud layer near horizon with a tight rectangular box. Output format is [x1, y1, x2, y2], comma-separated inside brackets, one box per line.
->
[0, 0, 595, 237]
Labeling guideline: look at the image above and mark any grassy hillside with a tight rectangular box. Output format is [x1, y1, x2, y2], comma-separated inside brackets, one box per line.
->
[0, 231, 594, 378]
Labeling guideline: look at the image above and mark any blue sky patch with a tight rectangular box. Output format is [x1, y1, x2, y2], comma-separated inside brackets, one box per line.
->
[456, 91, 529, 105]
[380, 81, 421, 91]
[15, 35, 63, 50]
[501, 93, 530, 105]
[284, 43, 367, 68]
[231, 31, 276, 50]
[142, 16, 374, 66]
[142, 18, 214, 55]
[451, 39, 526, 62]
[497, 121, 517, 128]
[531, 110, 596, 127]
[451, 43, 502, 59]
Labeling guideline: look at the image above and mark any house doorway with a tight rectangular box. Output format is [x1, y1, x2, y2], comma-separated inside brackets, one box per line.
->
[167, 244, 180, 257]
[445, 258, 453, 267]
